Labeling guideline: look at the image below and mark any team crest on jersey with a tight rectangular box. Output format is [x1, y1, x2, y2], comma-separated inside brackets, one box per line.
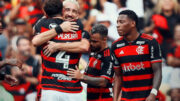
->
[49, 23, 58, 29]
[93, 59, 98, 67]
[136, 46, 144, 55]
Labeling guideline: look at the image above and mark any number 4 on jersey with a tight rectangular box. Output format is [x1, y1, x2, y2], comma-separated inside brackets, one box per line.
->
[56, 51, 70, 69]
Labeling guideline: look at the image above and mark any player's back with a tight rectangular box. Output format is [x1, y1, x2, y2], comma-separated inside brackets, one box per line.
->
[34, 17, 84, 93]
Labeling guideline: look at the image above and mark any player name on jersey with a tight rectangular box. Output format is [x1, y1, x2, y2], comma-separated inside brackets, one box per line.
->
[55, 30, 82, 40]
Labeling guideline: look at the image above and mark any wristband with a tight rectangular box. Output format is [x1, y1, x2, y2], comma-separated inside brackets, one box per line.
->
[0, 72, 5, 80]
[55, 26, 63, 35]
[150, 88, 158, 96]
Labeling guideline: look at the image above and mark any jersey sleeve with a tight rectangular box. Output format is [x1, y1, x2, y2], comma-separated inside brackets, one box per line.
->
[82, 30, 90, 40]
[111, 53, 120, 69]
[77, 19, 84, 30]
[111, 45, 120, 69]
[149, 39, 162, 63]
[33, 21, 41, 35]
[100, 55, 114, 81]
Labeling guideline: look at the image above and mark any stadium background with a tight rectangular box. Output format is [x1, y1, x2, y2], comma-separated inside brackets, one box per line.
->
[0, 0, 180, 101]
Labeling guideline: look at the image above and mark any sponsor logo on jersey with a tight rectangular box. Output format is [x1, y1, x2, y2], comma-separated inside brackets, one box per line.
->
[151, 46, 154, 59]
[93, 59, 98, 67]
[97, 54, 101, 58]
[122, 62, 145, 72]
[136, 41, 145, 45]
[49, 23, 58, 29]
[117, 43, 125, 48]
[52, 74, 72, 81]
[119, 50, 124, 55]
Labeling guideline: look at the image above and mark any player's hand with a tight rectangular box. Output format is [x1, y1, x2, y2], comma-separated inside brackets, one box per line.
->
[145, 93, 156, 101]
[4, 74, 18, 86]
[67, 66, 83, 80]
[60, 21, 79, 33]
[5, 58, 23, 69]
[43, 41, 58, 57]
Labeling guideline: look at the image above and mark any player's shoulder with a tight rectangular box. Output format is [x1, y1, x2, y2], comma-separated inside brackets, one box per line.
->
[101, 48, 113, 62]
[139, 33, 160, 46]
[140, 33, 154, 41]
[112, 37, 124, 45]
[111, 37, 125, 50]
[76, 19, 83, 30]
[34, 16, 46, 27]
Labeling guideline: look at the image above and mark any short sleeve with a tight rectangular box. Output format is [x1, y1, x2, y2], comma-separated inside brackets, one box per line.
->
[111, 53, 120, 69]
[111, 44, 120, 69]
[77, 19, 84, 30]
[100, 55, 114, 81]
[33, 22, 40, 35]
[149, 39, 162, 63]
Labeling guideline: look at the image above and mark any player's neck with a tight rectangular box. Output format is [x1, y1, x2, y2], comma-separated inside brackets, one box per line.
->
[124, 29, 139, 42]
[99, 44, 108, 53]
[52, 15, 63, 19]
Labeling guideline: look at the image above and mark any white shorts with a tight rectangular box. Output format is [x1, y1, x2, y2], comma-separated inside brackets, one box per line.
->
[41, 89, 86, 101]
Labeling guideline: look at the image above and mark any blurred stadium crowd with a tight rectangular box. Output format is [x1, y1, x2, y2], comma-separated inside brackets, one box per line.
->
[0, 0, 180, 101]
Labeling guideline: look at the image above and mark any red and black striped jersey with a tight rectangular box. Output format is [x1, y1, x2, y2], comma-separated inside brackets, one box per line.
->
[28, 8, 43, 26]
[167, 44, 180, 58]
[85, 48, 114, 101]
[34, 18, 90, 93]
[111, 33, 162, 101]
[2, 81, 32, 101]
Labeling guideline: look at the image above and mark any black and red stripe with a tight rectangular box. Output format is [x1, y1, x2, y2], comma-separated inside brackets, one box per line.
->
[85, 48, 113, 101]
[112, 33, 162, 100]
[34, 18, 85, 93]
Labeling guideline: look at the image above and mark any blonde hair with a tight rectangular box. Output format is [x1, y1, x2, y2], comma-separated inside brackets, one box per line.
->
[63, 0, 80, 9]
[155, 0, 180, 14]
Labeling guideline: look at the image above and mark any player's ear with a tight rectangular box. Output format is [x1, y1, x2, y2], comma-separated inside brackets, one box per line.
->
[131, 21, 136, 28]
[103, 37, 107, 42]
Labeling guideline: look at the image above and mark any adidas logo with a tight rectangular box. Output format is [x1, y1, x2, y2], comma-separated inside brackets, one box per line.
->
[119, 50, 124, 54]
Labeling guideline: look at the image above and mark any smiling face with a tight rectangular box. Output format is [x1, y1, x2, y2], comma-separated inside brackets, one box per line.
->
[161, 0, 175, 11]
[116, 14, 135, 36]
[17, 39, 31, 56]
[63, 1, 79, 21]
